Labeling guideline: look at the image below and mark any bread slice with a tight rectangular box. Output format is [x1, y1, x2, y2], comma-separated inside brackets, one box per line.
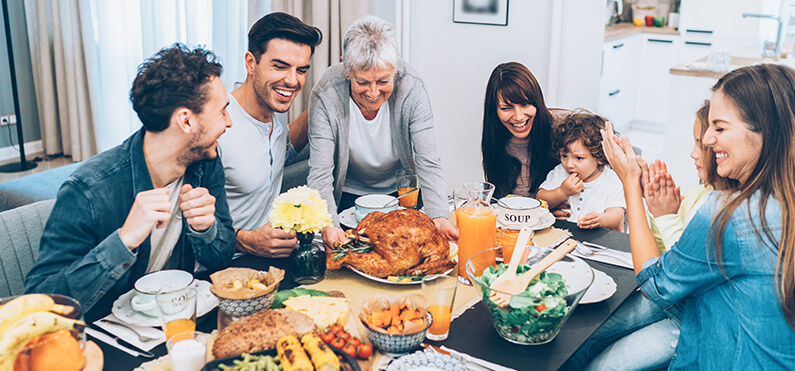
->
[212, 309, 319, 359]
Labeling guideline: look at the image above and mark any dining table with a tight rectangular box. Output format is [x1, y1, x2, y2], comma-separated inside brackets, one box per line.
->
[92, 219, 637, 371]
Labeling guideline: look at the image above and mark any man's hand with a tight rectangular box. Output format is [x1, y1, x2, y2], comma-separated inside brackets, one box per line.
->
[433, 217, 459, 242]
[559, 173, 583, 196]
[321, 225, 347, 251]
[120, 188, 171, 249]
[180, 184, 215, 232]
[237, 222, 297, 258]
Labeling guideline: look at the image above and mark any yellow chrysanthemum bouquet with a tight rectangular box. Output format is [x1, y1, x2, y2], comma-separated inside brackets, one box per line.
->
[269, 185, 333, 235]
[269, 186, 332, 284]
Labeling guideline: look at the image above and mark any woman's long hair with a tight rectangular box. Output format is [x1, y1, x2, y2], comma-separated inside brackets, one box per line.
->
[710, 64, 795, 328]
[481, 62, 556, 198]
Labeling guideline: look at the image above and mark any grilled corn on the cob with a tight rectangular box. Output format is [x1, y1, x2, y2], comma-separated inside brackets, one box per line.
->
[277, 335, 313, 371]
[301, 334, 341, 371]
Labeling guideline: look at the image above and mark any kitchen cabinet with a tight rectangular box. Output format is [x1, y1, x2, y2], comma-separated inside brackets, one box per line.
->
[635, 34, 681, 126]
[678, 0, 780, 62]
[598, 35, 641, 132]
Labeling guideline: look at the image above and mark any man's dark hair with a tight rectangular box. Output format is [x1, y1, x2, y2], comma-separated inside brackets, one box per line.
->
[248, 12, 323, 62]
[129, 43, 223, 132]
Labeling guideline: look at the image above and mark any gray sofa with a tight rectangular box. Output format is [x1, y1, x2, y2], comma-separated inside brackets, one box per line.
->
[0, 147, 310, 213]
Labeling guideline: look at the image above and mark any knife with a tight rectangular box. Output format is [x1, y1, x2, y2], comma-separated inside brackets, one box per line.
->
[86, 327, 155, 358]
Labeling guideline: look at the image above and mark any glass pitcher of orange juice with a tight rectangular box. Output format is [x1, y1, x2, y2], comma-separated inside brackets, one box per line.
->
[455, 182, 497, 284]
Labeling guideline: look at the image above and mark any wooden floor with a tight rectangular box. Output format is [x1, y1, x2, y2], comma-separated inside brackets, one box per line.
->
[0, 153, 75, 184]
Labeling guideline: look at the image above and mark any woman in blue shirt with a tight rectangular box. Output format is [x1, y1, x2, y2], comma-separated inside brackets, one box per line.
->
[602, 63, 795, 369]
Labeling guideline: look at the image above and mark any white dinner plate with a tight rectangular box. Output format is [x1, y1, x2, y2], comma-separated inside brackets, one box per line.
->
[339, 207, 358, 229]
[578, 268, 617, 304]
[112, 279, 219, 327]
[347, 243, 458, 285]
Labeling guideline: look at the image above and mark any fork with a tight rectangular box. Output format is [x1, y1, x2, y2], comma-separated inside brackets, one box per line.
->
[489, 239, 578, 307]
[98, 319, 159, 342]
[489, 226, 533, 289]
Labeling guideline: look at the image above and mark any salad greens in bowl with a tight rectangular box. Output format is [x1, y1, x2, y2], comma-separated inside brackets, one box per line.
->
[466, 246, 593, 345]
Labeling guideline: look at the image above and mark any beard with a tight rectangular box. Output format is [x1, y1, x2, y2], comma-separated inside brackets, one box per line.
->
[179, 126, 217, 167]
[254, 81, 299, 115]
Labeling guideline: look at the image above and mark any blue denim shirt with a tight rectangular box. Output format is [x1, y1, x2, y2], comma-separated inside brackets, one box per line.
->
[24, 129, 236, 321]
[638, 191, 795, 370]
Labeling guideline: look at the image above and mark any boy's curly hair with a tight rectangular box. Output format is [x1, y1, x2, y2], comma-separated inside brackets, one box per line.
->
[551, 112, 611, 167]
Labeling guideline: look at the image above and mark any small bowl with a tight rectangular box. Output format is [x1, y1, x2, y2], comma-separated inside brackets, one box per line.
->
[216, 288, 277, 318]
[354, 194, 399, 222]
[364, 312, 433, 355]
[496, 196, 545, 226]
[467, 246, 593, 345]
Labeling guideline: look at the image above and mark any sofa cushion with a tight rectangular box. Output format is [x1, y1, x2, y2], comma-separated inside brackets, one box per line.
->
[0, 162, 80, 212]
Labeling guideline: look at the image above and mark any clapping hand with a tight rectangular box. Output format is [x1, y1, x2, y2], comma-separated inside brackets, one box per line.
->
[600, 121, 641, 184]
[120, 188, 171, 249]
[644, 160, 681, 217]
[180, 184, 216, 232]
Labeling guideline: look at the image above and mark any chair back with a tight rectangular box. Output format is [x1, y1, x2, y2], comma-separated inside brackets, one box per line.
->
[0, 199, 55, 297]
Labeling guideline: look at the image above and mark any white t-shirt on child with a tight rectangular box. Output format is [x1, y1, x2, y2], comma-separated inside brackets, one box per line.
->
[539, 164, 626, 223]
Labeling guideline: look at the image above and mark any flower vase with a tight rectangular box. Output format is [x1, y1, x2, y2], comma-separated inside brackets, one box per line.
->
[289, 232, 326, 284]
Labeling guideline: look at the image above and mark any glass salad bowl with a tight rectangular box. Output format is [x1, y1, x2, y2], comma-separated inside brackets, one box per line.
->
[466, 246, 593, 345]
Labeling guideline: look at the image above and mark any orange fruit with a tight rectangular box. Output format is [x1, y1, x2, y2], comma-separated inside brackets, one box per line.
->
[29, 329, 84, 371]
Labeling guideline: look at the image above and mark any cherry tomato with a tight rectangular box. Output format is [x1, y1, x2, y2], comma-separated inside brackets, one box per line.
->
[534, 304, 546, 312]
[357, 344, 373, 359]
[348, 337, 361, 346]
[342, 343, 358, 358]
[319, 331, 335, 344]
[329, 337, 346, 349]
[340, 332, 352, 341]
[329, 324, 344, 333]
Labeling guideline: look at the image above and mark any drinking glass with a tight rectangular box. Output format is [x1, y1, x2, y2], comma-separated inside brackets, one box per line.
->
[166, 331, 209, 371]
[156, 287, 198, 343]
[422, 274, 458, 341]
[497, 224, 533, 264]
[396, 168, 419, 208]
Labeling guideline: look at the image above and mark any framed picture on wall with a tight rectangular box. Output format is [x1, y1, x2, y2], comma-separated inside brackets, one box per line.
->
[453, 0, 509, 26]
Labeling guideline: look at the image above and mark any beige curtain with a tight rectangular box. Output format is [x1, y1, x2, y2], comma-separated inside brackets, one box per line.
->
[24, 0, 98, 161]
[270, 0, 368, 122]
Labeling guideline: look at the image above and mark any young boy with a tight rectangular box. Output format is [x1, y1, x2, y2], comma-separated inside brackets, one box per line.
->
[536, 113, 625, 231]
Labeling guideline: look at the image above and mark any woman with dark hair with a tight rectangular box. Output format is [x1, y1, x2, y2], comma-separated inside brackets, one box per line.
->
[481, 62, 558, 199]
[601, 63, 795, 369]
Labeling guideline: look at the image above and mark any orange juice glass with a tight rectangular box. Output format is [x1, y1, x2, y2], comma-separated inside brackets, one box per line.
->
[398, 186, 419, 208]
[456, 206, 497, 283]
[422, 274, 458, 341]
[498, 224, 533, 264]
[156, 287, 198, 343]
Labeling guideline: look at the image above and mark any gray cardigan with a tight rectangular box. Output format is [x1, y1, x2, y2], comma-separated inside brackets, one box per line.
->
[307, 60, 448, 225]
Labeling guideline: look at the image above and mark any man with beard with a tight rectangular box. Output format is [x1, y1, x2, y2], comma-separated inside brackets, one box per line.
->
[217, 12, 322, 258]
[25, 44, 236, 320]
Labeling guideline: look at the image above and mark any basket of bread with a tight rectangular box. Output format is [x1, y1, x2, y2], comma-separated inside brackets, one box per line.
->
[210, 267, 284, 318]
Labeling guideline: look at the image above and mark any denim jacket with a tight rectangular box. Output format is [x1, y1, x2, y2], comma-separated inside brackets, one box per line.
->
[24, 129, 236, 321]
[638, 191, 795, 370]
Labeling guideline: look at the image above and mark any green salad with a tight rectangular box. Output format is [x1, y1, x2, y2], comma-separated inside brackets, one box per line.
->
[474, 263, 570, 344]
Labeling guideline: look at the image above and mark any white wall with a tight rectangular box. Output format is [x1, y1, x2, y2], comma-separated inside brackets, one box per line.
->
[408, 0, 554, 192]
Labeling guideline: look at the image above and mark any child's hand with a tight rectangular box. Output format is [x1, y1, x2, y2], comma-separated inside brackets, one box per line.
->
[560, 173, 583, 196]
[577, 212, 602, 229]
[645, 160, 681, 217]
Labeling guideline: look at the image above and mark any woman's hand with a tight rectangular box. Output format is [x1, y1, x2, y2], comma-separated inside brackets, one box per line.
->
[645, 160, 681, 217]
[600, 122, 641, 185]
[433, 217, 459, 242]
[321, 225, 347, 251]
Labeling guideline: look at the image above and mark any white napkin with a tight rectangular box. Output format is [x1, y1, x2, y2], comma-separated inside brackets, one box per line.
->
[93, 314, 166, 351]
[86, 328, 145, 357]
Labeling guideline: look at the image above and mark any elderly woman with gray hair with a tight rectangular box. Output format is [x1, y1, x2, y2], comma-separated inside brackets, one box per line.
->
[307, 15, 457, 248]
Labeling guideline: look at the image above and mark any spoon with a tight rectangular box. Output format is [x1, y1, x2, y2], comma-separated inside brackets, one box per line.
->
[383, 188, 419, 208]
